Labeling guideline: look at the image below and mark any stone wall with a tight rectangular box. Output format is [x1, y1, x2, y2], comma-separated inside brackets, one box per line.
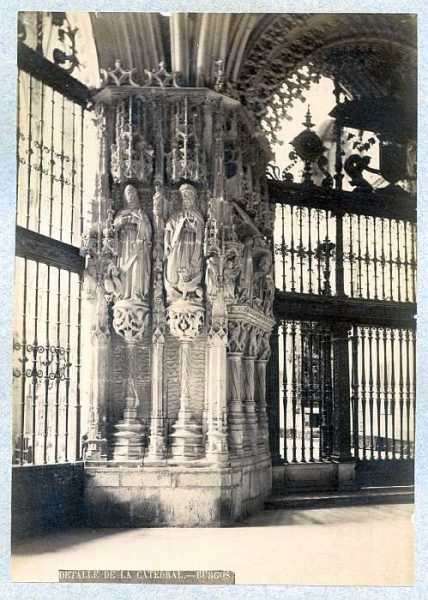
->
[11, 463, 84, 540]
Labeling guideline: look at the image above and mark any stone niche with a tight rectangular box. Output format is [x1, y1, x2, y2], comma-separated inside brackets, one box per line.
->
[81, 68, 276, 526]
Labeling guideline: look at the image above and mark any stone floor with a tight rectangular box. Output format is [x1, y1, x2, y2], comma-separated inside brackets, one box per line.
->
[11, 503, 413, 586]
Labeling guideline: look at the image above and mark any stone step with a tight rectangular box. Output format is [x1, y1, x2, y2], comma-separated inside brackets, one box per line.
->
[265, 486, 414, 510]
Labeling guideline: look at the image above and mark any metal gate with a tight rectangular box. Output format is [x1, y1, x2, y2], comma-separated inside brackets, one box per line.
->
[266, 96, 416, 488]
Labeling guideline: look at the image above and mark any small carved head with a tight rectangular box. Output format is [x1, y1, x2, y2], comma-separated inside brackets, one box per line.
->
[179, 183, 197, 209]
[123, 184, 139, 208]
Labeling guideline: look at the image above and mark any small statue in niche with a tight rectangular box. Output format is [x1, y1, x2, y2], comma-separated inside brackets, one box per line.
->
[237, 236, 254, 304]
[254, 252, 274, 316]
[113, 184, 152, 302]
[206, 253, 240, 305]
[164, 183, 204, 303]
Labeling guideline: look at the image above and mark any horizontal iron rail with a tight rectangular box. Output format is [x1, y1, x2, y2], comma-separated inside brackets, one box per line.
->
[15, 226, 85, 274]
[18, 42, 91, 108]
[274, 290, 416, 329]
[268, 179, 416, 223]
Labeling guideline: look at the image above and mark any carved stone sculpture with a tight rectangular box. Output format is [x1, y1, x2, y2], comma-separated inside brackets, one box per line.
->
[164, 183, 204, 303]
[113, 184, 152, 301]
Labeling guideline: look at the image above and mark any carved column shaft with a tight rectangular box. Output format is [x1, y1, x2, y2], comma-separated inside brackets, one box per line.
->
[205, 323, 229, 462]
[255, 358, 270, 458]
[242, 356, 258, 455]
[147, 329, 166, 460]
[227, 353, 245, 456]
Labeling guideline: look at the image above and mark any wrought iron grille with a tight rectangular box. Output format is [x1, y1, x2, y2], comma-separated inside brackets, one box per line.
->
[12, 258, 83, 464]
[274, 205, 416, 302]
[279, 319, 334, 463]
[349, 325, 415, 460]
[16, 70, 86, 245]
[14, 36, 90, 465]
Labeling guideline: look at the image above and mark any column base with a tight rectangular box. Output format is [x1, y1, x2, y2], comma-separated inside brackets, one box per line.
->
[112, 409, 146, 460]
[170, 410, 203, 462]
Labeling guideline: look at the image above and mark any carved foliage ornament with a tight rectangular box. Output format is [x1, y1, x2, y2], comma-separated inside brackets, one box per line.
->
[113, 299, 150, 343]
[167, 301, 204, 342]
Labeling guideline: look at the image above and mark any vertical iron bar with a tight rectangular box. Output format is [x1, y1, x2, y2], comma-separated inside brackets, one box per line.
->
[411, 224, 416, 304]
[373, 217, 378, 300]
[37, 82, 45, 233]
[404, 223, 409, 303]
[290, 205, 295, 292]
[335, 210, 345, 296]
[405, 329, 411, 459]
[381, 218, 386, 300]
[70, 100, 77, 245]
[59, 94, 65, 241]
[323, 329, 333, 459]
[75, 274, 83, 460]
[389, 219, 394, 301]
[325, 211, 331, 295]
[54, 268, 61, 462]
[365, 215, 370, 299]
[396, 221, 402, 303]
[64, 271, 71, 461]
[16, 70, 21, 225]
[43, 265, 50, 463]
[375, 327, 382, 459]
[79, 106, 85, 238]
[390, 329, 396, 458]
[360, 327, 367, 459]
[349, 214, 354, 297]
[398, 329, 404, 458]
[318, 326, 324, 461]
[308, 326, 314, 461]
[350, 326, 359, 458]
[316, 210, 322, 294]
[31, 261, 40, 464]
[308, 208, 313, 294]
[280, 204, 286, 291]
[48, 88, 55, 237]
[282, 320, 288, 462]
[291, 320, 297, 462]
[25, 75, 34, 230]
[357, 214, 363, 298]
[19, 258, 28, 465]
[383, 328, 389, 459]
[300, 322, 306, 462]
[299, 207, 304, 293]
[368, 327, 375, 459]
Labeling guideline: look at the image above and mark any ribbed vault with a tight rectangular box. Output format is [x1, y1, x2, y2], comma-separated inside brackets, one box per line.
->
[88, 12, 416, 140]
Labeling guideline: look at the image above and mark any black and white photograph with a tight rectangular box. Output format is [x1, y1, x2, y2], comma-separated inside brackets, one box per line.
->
[9, 9, 417, 586]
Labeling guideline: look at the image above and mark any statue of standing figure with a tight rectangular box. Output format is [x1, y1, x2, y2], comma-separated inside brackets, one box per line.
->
[164, 183, 204, 303]
[112, 184, 152, 302]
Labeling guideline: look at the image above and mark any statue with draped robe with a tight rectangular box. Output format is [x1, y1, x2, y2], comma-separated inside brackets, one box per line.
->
[164, 183, 204, 303]
[113, 184, 152, 302]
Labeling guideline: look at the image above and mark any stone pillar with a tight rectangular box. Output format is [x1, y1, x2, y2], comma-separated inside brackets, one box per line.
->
[266, 322, 282, 465]
[112, 299, 149, 460]
[242, 326, 259, 455]
[167, 301, 205, 462]
[255, 331, 271, 459]
[147, 326, 166, 461]
[83, 283, 109, 461]
[205, 318, 229, 463]
[227, 320, 246, 457]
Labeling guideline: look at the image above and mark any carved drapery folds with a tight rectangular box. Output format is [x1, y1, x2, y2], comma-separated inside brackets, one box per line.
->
[82, 71, 275, 466]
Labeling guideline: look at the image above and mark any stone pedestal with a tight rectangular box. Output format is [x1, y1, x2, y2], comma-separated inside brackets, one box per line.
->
[84, 456, 272, 527]
[112, 300, 149, 461]
[113, 407, 146, 460]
